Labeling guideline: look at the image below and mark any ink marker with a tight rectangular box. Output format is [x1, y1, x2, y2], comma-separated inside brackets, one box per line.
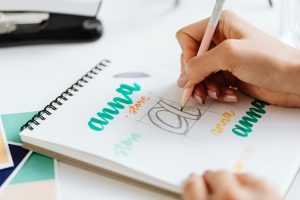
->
[181, 0, 226, 109]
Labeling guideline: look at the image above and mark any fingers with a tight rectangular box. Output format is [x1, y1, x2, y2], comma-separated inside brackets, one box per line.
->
[176, 10, 248, 84]
[204, 171, 249, 200]
[236, 173, 280, 198]
[176, 10, 245, 52]
[236, 173, 270, 189]
[221, 71, 237, 86]
[176, 10, 245, 66]
[204, 79, 222, 99]
[190, 72, 238, 104]
[176, 11, 251, 106]
[176, 12, 242, 106]
[180, 53, 185, 72]
[183, 174, 208, 200]
[178, 39, 241, 105]
[220, 88, 238, 103]
[206, 87, 238, 103]
[204, 171, 239, 194]
[176, 18, 210, 65]
[182, 39, 241, 88]
[177, 19, 207, 78]
[236, 173, 282, 200]
[193, 83, 206, 104]
[183, 171, 281, 200]
[176, 17, 209, 47]
[206, 72, 227, 87]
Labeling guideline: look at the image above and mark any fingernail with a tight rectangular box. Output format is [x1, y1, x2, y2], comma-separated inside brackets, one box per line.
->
[177, 73, 188, 88]
[207, 89, 218, 100]
[193, 95, 204, 105]
[223, 94, 238, 103]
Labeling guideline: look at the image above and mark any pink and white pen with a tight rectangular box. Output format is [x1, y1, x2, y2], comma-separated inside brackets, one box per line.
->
[181, 0, 226, 109]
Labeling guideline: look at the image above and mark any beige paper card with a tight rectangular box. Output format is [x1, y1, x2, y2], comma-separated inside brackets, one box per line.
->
[0, 122, 13, 170]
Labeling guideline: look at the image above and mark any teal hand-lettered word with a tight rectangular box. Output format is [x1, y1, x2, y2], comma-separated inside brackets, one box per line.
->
[232, 99, 270, 137]
[114, 133, 141, 157]
[88, 83, 141, 132]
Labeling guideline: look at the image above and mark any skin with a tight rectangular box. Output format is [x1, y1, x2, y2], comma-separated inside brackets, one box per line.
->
[176, 10, 300, 107]
[176, 10, 300, 199]
[183, 171, 282, 200]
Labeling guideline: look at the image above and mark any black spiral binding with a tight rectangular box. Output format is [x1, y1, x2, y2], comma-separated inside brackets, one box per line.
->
[20, 59, 111, 131]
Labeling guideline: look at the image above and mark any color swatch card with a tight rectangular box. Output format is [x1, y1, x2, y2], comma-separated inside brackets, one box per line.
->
[0, 111, 57, 200]
[0, 122, 13, 170]
[19, 59, 300, 196]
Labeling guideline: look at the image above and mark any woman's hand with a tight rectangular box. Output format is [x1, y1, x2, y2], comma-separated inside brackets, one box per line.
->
[176, 10, 300, 107]
[183, 171, 281, 200]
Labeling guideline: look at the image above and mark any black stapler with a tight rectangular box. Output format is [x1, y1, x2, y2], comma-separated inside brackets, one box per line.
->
[0, 0, 103, 47]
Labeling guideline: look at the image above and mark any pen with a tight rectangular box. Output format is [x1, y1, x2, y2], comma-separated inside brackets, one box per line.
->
[268, 0, 273, 7]
[181, 0, 226, 110]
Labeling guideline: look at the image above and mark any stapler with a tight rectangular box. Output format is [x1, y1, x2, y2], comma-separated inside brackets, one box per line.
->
[0, 0, 103, 47]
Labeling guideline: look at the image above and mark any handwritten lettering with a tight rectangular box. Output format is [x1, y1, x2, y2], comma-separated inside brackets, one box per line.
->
[148, 100, 201, 135]
[114, 133, 141, 157]
[233, 145, 255, 172]
[211, 110, 236, 136]
[129, 96, 150, 114]
[232, 100, 269, 137]
[88, 83, 141, 132]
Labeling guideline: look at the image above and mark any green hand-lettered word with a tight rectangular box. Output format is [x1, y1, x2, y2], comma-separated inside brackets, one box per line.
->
[114, 133, 141, 157]
[88, 83, 141, 132]
[232, 99, 270, 137]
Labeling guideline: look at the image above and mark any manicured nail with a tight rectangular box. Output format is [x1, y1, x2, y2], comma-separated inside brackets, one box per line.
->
[193, 95, 204, 105]
[177, 73, 188, 88]
[223, 94, 238, 103]
[207, 89, 218, 100]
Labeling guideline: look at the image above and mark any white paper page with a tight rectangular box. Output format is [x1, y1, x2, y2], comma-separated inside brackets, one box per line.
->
[20, 59, 300, 195]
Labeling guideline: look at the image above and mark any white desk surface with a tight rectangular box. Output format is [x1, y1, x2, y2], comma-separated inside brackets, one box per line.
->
[0, 0, 299, 199]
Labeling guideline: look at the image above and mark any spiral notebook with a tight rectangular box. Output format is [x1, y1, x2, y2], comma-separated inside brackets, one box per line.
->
[19, 59, 300, 196]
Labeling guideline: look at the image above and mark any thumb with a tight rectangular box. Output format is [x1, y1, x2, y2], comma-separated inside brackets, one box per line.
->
[180, 40, 239, 88]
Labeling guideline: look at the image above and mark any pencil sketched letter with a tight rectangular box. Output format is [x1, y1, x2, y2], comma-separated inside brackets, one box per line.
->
[148, 100, 201, 135]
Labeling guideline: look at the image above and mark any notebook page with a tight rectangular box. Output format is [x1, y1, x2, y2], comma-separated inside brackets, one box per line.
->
[20, 60, 300, 194]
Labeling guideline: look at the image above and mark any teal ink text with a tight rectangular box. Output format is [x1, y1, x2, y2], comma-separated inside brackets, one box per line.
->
[88, 83, 141, 132]
[114, 133, 141, 157]
[232, 99, 270, 137]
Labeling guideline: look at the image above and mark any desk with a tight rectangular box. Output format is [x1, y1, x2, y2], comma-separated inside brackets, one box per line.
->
[0, 0, 299, 199]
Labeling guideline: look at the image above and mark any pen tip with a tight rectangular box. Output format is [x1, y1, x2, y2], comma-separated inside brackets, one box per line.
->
[180, 106, 184, 111]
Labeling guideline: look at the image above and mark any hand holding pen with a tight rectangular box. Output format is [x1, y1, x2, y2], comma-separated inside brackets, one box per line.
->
[179, 0, 227, 109]
[176, 10, 300, 108]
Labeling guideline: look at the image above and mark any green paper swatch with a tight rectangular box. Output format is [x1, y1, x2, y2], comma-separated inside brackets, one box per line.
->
[1, 111, 38, 143]
[11, 153, 55, 184]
